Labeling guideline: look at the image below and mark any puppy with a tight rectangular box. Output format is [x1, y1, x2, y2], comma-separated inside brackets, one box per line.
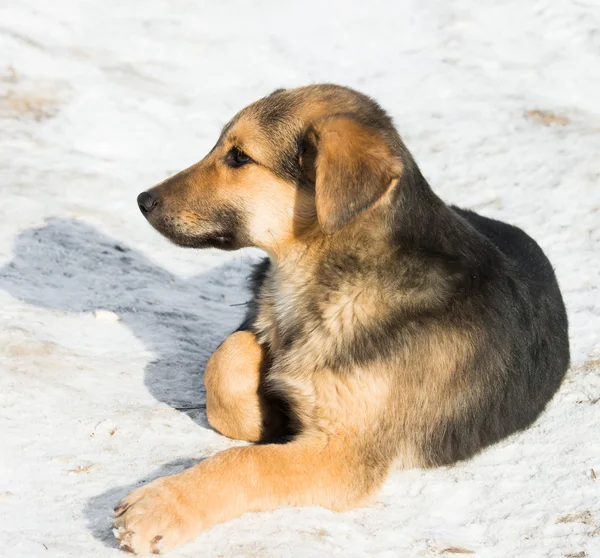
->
[114, 84, 570, 554]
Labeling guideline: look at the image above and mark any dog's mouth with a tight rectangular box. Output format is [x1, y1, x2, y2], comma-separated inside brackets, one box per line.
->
[166, 229, 238, 250]
[145, 211, 242, 251]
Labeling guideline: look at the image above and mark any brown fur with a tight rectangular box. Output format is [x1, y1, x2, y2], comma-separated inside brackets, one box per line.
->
[117, 84, 570, 553]
[204, 330, 284, 443]
[309, 116, 403, 233]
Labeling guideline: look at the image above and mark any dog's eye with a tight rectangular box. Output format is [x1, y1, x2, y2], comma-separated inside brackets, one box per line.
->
[225, 147, 252, 168]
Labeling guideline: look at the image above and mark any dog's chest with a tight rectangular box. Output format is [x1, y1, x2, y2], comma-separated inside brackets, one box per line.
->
[253, 258, 384, 361]
[254, 263, 312, 351]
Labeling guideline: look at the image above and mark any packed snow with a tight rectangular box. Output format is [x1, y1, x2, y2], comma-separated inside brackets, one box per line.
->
[1, 0, 599, 556]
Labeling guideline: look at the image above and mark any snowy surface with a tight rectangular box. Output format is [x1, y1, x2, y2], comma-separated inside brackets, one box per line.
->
[1, 1, 599, 556]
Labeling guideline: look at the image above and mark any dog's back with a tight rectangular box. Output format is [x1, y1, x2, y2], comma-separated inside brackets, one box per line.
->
[454, 207, 557, 284]
[428, 207, 571, 464]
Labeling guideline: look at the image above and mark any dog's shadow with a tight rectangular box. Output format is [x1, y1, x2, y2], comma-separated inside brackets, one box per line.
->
[0, 217, 256, 548]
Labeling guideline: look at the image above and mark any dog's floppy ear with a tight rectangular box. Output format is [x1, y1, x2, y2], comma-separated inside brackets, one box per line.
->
[302, 116, 403, 234]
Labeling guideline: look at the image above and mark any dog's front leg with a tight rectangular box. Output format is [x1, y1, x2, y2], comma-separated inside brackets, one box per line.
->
[113, 429, 388, 554]
[204, 330, 285, 442]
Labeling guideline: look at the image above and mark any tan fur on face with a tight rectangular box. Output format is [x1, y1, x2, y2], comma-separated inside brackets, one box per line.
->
[143, 85, 404, 255]
[240, 173, 318, 257]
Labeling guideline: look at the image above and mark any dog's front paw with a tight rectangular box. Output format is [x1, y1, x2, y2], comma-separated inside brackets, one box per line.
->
[112, 475, 199, 555]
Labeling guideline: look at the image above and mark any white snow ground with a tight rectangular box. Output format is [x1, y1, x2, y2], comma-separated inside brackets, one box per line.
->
[1, 0, 599, 556]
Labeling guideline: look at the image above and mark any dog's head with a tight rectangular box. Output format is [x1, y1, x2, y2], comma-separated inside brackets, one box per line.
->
[137, 84, 409, 256]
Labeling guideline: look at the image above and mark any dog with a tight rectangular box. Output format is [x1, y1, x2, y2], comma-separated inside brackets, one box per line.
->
[114, 84, 570, 554]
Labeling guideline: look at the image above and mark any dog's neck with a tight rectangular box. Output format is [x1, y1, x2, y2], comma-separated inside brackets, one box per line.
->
[255, 180, 468, 363]
[270, 177, 445, 270]
[271, 214, 393, 275]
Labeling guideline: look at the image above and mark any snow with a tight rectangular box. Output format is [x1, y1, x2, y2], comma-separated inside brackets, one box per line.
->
[1, 0, 599, 556]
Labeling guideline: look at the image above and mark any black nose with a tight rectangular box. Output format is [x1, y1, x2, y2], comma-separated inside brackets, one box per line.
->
[137, 191, 158, 215]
